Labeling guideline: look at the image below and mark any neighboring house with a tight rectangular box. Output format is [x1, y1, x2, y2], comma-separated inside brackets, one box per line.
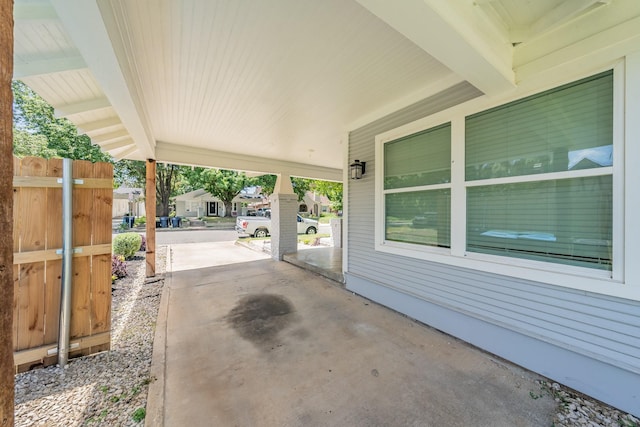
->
[174, 188, 266, 217]
[174, 189, 223, 217]
[298, 191, 331, 215]
[112, 187, 145, 218]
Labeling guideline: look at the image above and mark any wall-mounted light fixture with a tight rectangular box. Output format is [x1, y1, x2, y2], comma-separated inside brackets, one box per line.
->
[350, 159, 366, 180]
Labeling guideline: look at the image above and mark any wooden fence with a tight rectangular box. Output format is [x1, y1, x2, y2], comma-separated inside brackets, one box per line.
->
[12, 156, 113, 372]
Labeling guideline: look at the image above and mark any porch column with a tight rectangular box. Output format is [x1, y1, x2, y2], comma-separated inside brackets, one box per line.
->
[269, 174, 298, 260]
[0, 0, 13, 423]
[146, 159, 156, 277]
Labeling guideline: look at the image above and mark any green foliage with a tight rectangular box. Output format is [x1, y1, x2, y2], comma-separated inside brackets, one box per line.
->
[202, 169, 250, 217]
[12, 80, 112, 162]
[113, 159, 146, 188]
[13, 130, 56, 158]
[312, 180, 343, 211]
[113, 233, 143, 260]
[132, 408, 146, 423]
[178, 166, 209, 193]
[114, 160, 184, 217]
[134, 216, 146, 226]
[251, 175, 312, 201]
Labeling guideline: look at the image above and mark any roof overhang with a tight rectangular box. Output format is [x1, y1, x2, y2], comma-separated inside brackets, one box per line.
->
[13, 0, 640, 179]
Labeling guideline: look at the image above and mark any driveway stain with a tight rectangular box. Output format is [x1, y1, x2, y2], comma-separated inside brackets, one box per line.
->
[227, 294, 294, 349]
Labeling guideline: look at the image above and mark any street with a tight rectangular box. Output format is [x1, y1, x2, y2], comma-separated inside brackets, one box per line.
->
[113, 224, 331, 245]
[156, 229, 239, 245]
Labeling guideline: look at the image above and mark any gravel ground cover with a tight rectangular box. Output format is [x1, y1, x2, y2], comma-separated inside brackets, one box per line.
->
[14, 246, 166, 426]
[12, 243, 639, 426]
[536, 381, 638, 427]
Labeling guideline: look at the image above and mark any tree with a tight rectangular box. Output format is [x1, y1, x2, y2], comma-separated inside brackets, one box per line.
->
[12, 80, 111, 163]
[251, 174, 312, 201]
[177, 166, 208, 193]
[156, 164, 179, 216]
[12, 130, 55, 158]
[312, 180, 343, 212]
[114, 160, 183, 217]
[202, 169, 250, 217]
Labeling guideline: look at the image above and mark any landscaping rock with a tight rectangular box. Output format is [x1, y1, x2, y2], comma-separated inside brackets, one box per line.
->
[14, 246, 166, 426]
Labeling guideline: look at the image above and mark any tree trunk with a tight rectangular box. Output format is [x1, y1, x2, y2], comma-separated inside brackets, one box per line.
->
[224, 201, 233, 217]
[0, 0, 14, 425]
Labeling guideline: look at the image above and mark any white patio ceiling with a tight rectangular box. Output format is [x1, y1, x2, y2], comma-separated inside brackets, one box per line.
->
[13, 0, 640, 180]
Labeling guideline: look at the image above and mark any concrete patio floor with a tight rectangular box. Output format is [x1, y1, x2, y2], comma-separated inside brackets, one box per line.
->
[146, 241, 556, 426]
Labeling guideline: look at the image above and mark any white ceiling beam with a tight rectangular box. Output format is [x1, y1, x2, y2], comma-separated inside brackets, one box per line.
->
[355, 0, 515, 96]
[76, 117, 122, 135]
[54, 96, 111, 118]
[111, 145, 138, 160]
[155, 142, 343, 182]
[14, 55, 86, 79]
[91, 129, 129, 144]
[530, 0, 610, 38]
[101, 138, 134, 152]
[516, 15, 640, 85]
[14, 2, 58, 21]
[51, 0, 155, 160]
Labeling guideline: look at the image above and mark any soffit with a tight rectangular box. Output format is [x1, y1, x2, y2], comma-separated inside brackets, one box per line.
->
[99, 0, 453, 172]
[13, 0, 640, 178]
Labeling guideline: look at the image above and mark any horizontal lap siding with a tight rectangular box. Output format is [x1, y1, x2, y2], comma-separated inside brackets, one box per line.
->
[347, 83, 640, 374]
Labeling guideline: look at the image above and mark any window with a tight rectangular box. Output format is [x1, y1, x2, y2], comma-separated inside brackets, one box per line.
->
[383, 123, 451, 249]
[465, 71, 613, 270]
[376, 69, 619, 285]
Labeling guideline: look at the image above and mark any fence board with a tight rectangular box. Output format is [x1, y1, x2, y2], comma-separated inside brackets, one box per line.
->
[17, 157, 47, 350]
[12, 156, 113, 369]
[91, 162, 113, 352]
[44, 158, 63, 361]
[12, 157, 20, 351]
[70, 161, 94, 356]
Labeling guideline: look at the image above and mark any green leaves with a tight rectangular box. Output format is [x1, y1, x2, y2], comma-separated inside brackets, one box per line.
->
[202, 169, 249, 217]
[12, 80, 111, 163]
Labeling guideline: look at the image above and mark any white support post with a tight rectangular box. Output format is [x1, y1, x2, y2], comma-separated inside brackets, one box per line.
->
[270, 174, 298, 260]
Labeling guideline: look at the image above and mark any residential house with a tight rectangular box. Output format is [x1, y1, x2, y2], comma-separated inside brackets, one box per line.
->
[112, 187, 145, 218]
[298, 191, 331, 215]
[12, 0, 640, 415]
[174, 188, 266, 217]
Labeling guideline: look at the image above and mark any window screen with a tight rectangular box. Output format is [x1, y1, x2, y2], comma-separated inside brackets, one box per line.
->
[465, 71, 614, 270]
[383, 123, 451, 249]
[466, 71, 613, 181]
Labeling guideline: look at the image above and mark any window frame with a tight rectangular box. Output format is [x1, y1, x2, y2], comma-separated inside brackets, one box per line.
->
[381, 121, 453, 251]
[374, 62, 627, 297]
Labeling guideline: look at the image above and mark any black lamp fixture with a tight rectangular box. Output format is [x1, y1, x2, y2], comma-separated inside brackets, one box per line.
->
[350, 159, 366, 180]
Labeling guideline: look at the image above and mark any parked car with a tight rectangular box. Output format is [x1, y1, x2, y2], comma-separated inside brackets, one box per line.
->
[235, 214, 318, 237]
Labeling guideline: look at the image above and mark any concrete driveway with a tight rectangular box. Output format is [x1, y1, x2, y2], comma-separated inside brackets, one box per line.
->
[147, 242, 556, 426]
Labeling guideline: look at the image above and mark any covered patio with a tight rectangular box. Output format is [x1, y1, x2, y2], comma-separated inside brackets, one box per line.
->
[7, 0, 640, 419]
[147, 241, 556, 426]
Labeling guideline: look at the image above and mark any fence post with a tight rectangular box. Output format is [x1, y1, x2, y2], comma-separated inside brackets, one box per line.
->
[146, 159, 156, 277]
[58, 158, 73, 367]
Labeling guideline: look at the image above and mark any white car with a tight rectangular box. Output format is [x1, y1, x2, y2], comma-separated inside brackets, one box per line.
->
[235, 214, 318, 238]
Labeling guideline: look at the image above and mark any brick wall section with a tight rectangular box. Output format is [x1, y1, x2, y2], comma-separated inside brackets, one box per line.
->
[269, 193, 299, 260]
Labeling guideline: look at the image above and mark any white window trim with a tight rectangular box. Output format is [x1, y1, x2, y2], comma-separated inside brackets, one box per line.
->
[375, 61, 640, 301]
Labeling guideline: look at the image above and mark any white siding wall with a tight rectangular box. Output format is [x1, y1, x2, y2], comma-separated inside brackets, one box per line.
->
[346, 82, 640, 415]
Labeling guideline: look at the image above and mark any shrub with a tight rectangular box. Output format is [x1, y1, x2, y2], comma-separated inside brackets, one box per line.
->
[113, 232, 143, 260]
[139, 234, 146, 252]
[111, 254, 127, 282]
[134, 216, 146, 226]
